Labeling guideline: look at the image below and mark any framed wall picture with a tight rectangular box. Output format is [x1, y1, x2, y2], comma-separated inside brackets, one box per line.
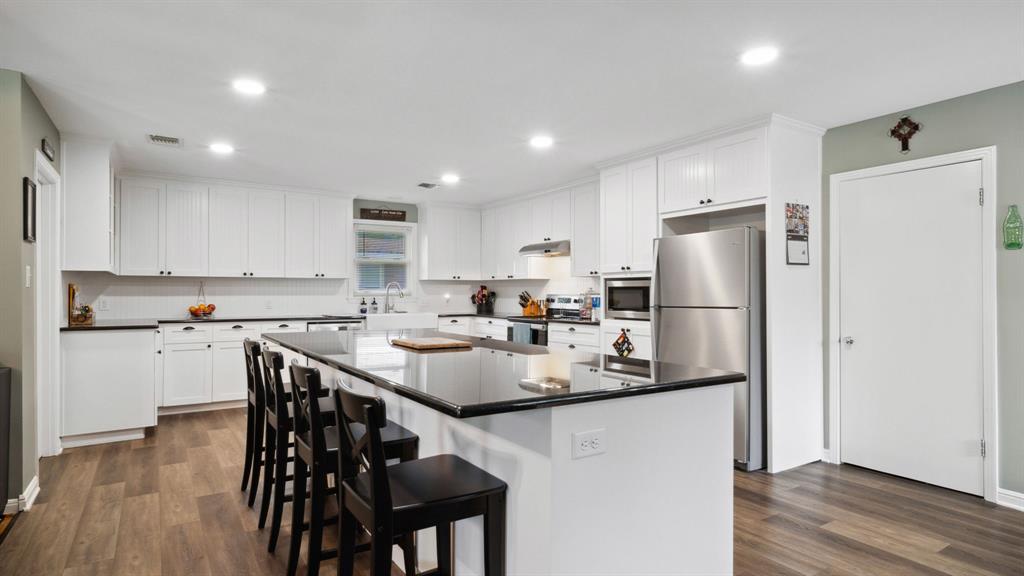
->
[785, 202, 809, 265]
[23, 177, 36, 243]
[41, 138, 55, 162]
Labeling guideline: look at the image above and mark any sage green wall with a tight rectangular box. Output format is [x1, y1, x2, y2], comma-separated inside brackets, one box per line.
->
[822, 81, 1024, 493]
[0, 69, 60, 500]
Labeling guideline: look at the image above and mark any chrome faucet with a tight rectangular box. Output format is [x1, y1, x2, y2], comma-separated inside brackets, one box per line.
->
[384, 282, 404, 313]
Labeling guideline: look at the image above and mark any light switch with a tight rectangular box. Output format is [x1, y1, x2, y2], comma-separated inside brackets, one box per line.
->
[25, 265, 31, 288]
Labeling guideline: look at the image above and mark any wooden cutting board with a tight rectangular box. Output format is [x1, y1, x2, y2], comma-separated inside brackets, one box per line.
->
[390, 337, 473, 350]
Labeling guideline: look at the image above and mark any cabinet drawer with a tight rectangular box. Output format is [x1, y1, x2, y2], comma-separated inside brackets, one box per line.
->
[260, 321, 308, 335]
[472, 317, 509, 330]
[473, 318, 509, 339]
[212, 322, 261, 342]
[548, 323, 600, 346]
[438, 316, 473, 334]
[162, 323, 213, 343]
[548, 340, 600, 354]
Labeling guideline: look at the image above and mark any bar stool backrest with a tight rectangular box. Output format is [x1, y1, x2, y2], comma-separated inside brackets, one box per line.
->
[261, 349, 289, 420]
[289, 365, 331, 465]
[333, 385, 393, 514]
[243, 339, 265, 405]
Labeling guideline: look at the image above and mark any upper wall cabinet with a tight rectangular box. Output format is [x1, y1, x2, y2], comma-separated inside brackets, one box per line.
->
[600, 158, 658, 274]
[419, 205, 481, 280]
[209, 187, 286, 277]
[570, 182, 600, 277]
[119, 178, 208, 277]
[659, 127, 768, 214]
[528, 189, 572, 244]
[284, 193, 351, 279]
[480, 208, 498, 280]
[62, 137, 117, 272]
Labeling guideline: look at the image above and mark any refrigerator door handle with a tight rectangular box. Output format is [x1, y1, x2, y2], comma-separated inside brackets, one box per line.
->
[651, 307, 660, 361]
[651, 238, 661, 307]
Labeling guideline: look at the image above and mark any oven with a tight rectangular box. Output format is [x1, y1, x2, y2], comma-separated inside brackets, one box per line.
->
[605, 278, 651, 320]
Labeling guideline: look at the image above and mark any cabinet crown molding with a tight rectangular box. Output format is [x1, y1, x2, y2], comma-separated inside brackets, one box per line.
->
[118, 170, 354, 199]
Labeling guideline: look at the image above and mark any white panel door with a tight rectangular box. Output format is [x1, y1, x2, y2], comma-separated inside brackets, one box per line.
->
[480, 208, 498, 280]
[549, 189, 572, 242]
[119, 179, 163, 275]
[599, 165, 630, 274]
[249, 190, 286, 277]
[628, 158, 658, 273]
[163, 342, 212, 406]
[495, 205, 516, 279]
[659, 144, 707, 213]
[511, 202, 532, 278]
[285, 192, 318, 278]
[530, 195, 553, 244]
[163, 182, 209, 276]
[839, 160, 984, 495]
[208, 187, 250, 277]
[211, 341, 248, 401]
[317, 196, 351, 278]
[708, 128, 767, 205]
[570, 182, 599, 277]
[423, 207, 456, 280]
[457, 209, 481, 280]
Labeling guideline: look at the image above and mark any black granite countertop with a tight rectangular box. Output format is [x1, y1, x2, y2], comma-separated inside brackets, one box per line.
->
[437, 312, 600, 326]
[60, 318, 160, 332]
[263, 329, 743, 418]
[61, 314, 366, 331]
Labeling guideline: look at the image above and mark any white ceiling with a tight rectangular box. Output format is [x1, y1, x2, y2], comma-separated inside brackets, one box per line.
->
[2, 2, 1022, 204]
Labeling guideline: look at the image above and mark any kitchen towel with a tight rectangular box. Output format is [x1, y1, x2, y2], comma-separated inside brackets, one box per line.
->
[512, 323, 533, 344]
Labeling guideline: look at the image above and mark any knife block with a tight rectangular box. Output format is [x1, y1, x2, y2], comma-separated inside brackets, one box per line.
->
[521, 300, 543, 317]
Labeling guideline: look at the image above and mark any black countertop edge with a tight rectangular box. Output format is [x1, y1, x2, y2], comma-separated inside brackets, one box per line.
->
[262, 333, 742, 419]
[61, 315, 365, 331]
[436, 312, 509, 318]
[438, 312, 600, 326]
[61, 319, 159, 331]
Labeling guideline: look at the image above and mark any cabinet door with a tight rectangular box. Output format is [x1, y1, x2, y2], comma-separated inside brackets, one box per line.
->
[495, 205, 516, 279]
[119, 179, 164, 275]
[708, 128, 768, 205]
[457, 209, 481, 280]
[530, 196, 553, 244]
[480, 208, 498, 280]
[600, 326, 652, 360]
[599, 165, 631, 274]
[571, 182, 599, 277]
[628, 158, 658, 273]
[285, 193, 318, 278]
[211, 341, 248, 401]
[424, 207, 456, 280]
[250, 190, 286, 277]
[549, 189, 572, 242]
[511, 202, 532, 278]
[659, 144, 707, 213]
[208, 187, 250, 277]
[163, 343, 212, 406]
[163, 182, 209, 276]
[317, 196, 351, 278]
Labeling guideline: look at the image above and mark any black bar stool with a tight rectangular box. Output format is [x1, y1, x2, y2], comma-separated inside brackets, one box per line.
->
[241, 338, 266, 507]
[333, 380, 508, 576]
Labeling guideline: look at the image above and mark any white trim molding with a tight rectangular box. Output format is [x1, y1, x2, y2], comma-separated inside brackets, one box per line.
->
[828, 146, 999, 503]
[8, 475, 42, 512]
[997, 489, 1024, 512]
[157, 399, 246, 416]
[821, 449, 836, 464]
[61, 429, 146, 449]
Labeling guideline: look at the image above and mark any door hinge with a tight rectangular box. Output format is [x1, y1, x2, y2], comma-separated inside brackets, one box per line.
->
[979, 187, 984, 206]
[981, 439, 987, 458]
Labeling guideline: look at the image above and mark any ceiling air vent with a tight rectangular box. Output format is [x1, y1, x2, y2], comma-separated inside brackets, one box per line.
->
[147, 134, 183, 148]
[417, 182, 439, 189]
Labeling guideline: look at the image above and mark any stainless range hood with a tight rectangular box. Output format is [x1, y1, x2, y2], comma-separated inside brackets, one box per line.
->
[519, 240, 570, 257]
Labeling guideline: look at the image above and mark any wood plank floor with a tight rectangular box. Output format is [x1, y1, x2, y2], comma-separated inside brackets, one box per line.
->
[0, 408, 1021, 575]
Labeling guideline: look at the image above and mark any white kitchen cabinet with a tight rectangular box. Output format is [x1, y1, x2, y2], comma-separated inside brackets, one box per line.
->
[511, 202, 533, 278]
[208, 187, 250, 277]
[707, 127, 768, 205]
[119, 178, 163, 276]
[419, 206, 480, 280]
[317, 196, 352, 278]
[437, 316, 473, 335]
[61, 137, 115, 272]
[548, 322, 600, 351]
[495, 204, 517, 279]
[285, 192, 319, 278]
[570, 182, 600, 277]
[211, 341, 247, 402]
[163, 341, 213, 406]
[62, 329, 157, 437]
[659, 143, 707, 213]
[528, 188, 572, 244]
[480, 208, 498, 280]
[473, 317, 509, 340]
[599, 159, 657, 274]
[249, 190, 287, 277]
[600, 320, 652, 360]
[570, 363, 601, 392]
[163, 181, 209, 276]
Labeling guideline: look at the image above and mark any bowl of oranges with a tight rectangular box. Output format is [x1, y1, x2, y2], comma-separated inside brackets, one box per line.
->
[188, 302, 216, 318]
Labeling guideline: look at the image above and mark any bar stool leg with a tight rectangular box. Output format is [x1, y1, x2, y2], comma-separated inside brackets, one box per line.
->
[247, 411, 265, 507]
[258, 422, 276, 529]
[400, 533, 417, 576]
[287, 459, 308, 576]
[306, 469, 327, 576]
[370, 525, 394, 576]
[436, 522, 453, 576]
[338, 506, 357, 576]
[267, 427, 290, 552]
[484, 492, 506, 576]
[241, 402, 255, 491]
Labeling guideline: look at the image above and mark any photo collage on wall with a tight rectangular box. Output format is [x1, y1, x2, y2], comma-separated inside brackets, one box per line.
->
[785, 202, 810, 265]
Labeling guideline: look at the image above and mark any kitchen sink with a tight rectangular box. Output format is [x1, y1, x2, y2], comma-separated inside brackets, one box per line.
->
[364, 312, 438, 330]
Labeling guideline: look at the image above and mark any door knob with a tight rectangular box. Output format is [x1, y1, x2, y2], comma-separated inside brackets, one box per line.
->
[843, 337, 855, 345]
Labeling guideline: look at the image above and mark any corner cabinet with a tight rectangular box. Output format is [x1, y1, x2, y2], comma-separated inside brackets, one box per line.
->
[119, 178, 208, 277]
[659, 127, 768, 214]
[600, 158, 658, 274]
[419, 205, 481, 280]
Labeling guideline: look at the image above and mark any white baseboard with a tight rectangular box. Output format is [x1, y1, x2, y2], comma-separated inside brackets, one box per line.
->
[158, 399, 246, 416]
[61, 428, 146, 449]
[4, 498, 18, 515]
[5, 475, 41, 514]
[996, 488, 1024, 512]
[821, 448, 835, 464]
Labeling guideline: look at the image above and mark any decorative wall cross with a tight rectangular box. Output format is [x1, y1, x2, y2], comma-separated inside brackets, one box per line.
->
[889, 116, 921, 154]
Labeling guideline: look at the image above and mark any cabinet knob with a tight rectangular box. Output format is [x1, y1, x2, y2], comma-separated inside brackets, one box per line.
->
[207, 344, 211, 348]
[626, 266, 631, 270]
[183, 326, 195, 331]
[620, 266, 625, 270]
[157, 350, 162, 354]
[168, 271, 173, 275]
[706, 198, 713, 204]
[568, 327, 576, 332]
[159, 271, 165, 275]
[568, 344, 576, 349]
[232, 325, 243, 329]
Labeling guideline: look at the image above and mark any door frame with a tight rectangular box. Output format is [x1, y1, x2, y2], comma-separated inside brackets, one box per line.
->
[828, 146, 998, 503]
[34, 150, 63, 459]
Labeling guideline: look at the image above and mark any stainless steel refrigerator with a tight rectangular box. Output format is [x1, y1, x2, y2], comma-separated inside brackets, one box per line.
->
[651, 226, 765, 471]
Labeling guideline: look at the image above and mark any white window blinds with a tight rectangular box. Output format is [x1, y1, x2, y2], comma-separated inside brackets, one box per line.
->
[354, 224, 409, 293]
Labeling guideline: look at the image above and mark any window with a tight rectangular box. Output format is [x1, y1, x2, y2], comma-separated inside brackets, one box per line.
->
[353, 223, 411, 294]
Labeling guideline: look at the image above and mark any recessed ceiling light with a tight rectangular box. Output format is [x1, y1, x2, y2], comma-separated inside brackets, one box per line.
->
[232, 78, 266, 96]
[529, 135, 554, 149]
[740, 46, 779, 66]
[209, 142, 235, 154]
[440, 173, 460, 184]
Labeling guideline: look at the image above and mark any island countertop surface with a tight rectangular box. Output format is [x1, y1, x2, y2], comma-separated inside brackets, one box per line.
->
[263, 329, 744, 418]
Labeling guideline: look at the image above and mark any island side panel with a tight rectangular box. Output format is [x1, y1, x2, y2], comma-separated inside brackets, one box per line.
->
[311, 360, 555, 576]
[549, 383, 734, 575]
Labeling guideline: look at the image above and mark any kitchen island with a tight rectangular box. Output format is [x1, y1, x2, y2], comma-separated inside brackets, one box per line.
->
[265, 329, 743, 575]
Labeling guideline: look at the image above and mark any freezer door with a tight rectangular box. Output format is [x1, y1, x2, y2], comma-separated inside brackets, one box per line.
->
[652, 307, 750, 463]
[653, 227, 750, 308]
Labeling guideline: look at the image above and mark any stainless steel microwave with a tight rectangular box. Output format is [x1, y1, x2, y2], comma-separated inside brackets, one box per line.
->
[605, 278, 651, 320]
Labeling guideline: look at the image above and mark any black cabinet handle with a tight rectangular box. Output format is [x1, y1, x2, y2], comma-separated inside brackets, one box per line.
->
[232, 325, 243, 329]
[278, 324, 289, 328]
[699, 200, 705, 205]
[157, 350, 162, 354]
[626, 266, 631, 270]
[706, 198, 713, 204]
[568, 344, 576, 349]
[207, 344, 211, 348]
[450, 319, 458, 323]
[183, 326, 195, 331]
[620, 266, 625, 270]
[485, 335, 493, 339]
[167, 271, 172, 275]
[159, 271, 165, 275]
[568, 327, 576, 332]
[487, 320, 493, 324]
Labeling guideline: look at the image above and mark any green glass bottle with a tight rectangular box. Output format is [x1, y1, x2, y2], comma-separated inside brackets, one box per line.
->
[1005, 204, 1023, 250]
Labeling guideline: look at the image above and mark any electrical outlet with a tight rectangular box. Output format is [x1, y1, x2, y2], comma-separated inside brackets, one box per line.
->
[264, 300, 273, 310]
[97, 297, 109, 311]
[571, 428, 606, 459]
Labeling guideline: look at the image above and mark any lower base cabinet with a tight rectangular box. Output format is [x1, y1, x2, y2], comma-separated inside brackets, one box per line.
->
[163, 342, 212, 406]
[211, 341, 248, 401]
[600, 320, 652, 360]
